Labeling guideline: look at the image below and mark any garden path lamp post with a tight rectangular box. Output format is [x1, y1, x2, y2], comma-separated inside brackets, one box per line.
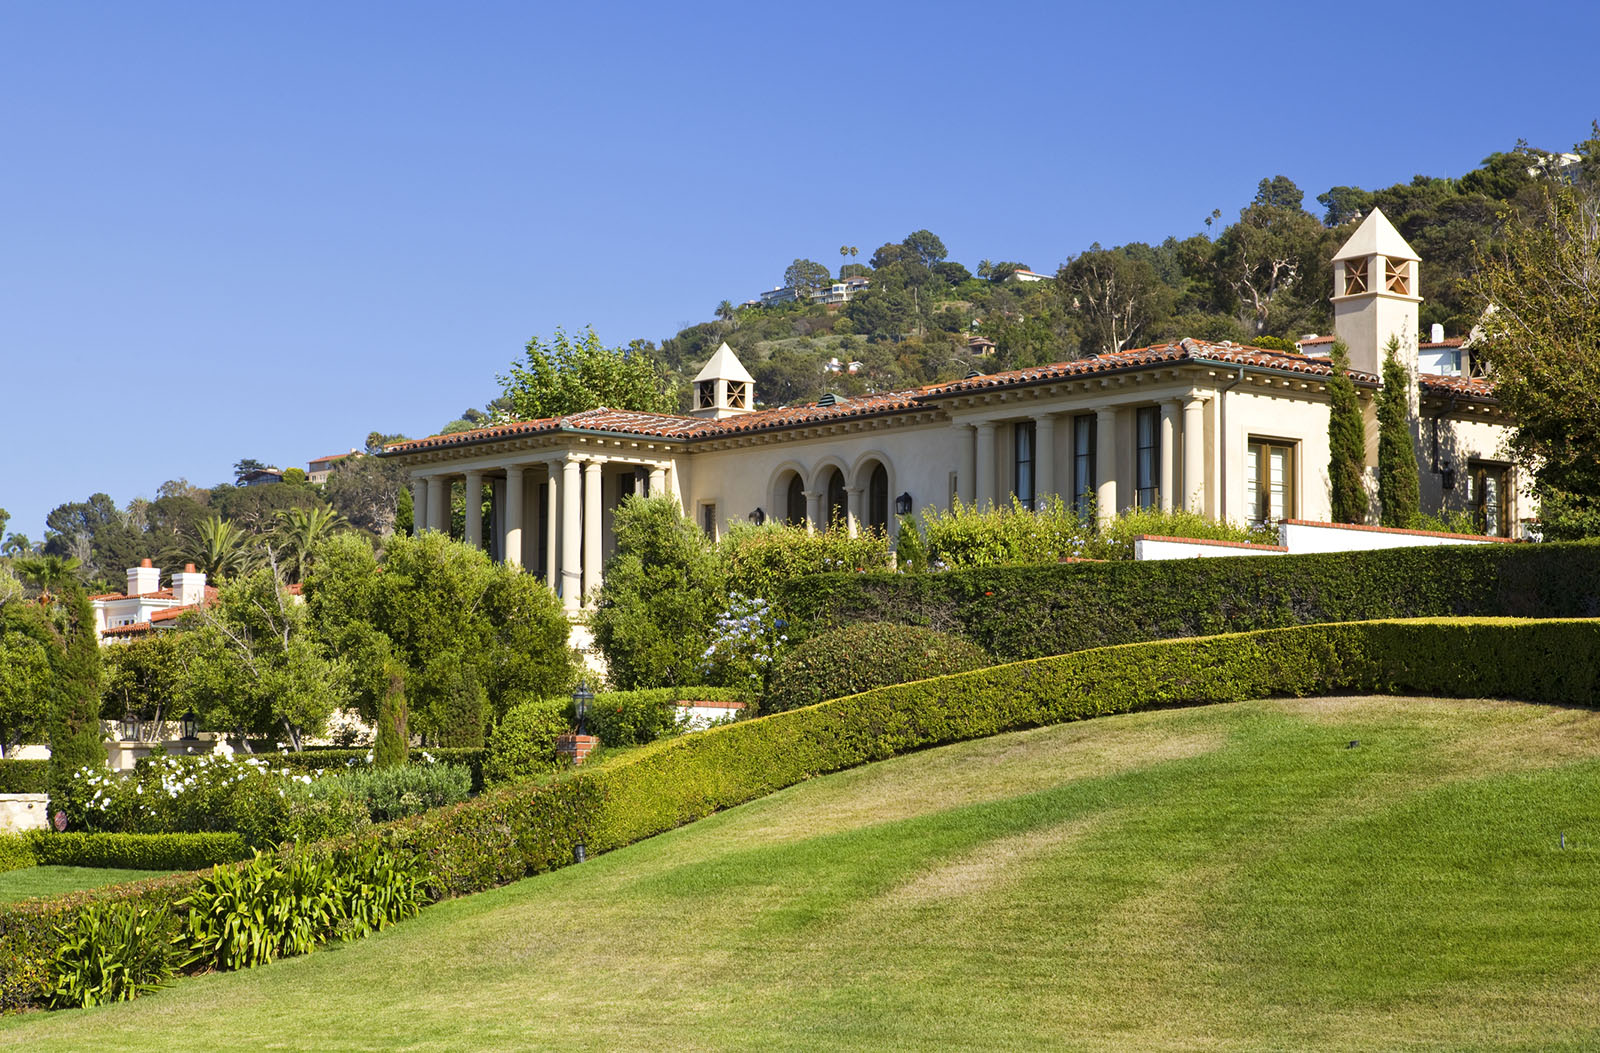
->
[573, 681, 593, 736]
[119, 711, 141, 742]
[180, 709, 200, 741]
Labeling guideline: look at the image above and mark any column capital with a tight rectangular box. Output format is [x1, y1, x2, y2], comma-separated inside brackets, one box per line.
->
[845, 486, 864, 496]
[975, 420, 997, 434]
[1096, 405, 1119, 421]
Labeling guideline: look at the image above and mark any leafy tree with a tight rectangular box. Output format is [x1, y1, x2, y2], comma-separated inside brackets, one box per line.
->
[372, 655, 409, 768]
[323, 453, 407, 537]
[100, 631, 189, 735]
[783, 258, 831, 295]
[932, 261, 972, 285]
[42, 493, 143, 586]
[900, 229, 948, 268]
[499, 327, 675, 421]
[1376, 338, 1420, 528]
[12, 554, 83, 603]
[0, 599, 56, 755]
[232, 459, 268, 482]
[1212, 177, 1331, 334]
[184, 563, 349, 751]
[1327, 340, 1367, 524]
[1059, 245, 1173, 354]
[1467, 143, 1600, 538]
[2, 535, 33, 559]
[591, 495, 727, 689]
[714, 300, 736, 322]
[47, 587, 106, 787]
[1317, 185, 1373, 226]
[984, 261, 1031, 283]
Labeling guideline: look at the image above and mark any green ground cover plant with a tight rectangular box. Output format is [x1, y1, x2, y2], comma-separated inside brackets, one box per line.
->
[5, 694, 1600, 1050]
[776, 539, 1600, 660]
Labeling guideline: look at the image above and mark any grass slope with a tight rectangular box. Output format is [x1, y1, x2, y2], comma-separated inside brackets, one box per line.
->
[5, 696, 1600, 1052]
[0, 868, 172, 906]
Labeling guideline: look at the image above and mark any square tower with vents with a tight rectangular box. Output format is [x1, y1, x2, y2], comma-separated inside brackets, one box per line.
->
[691, 342, 755, 420]
[1331, 208, 1422, 395]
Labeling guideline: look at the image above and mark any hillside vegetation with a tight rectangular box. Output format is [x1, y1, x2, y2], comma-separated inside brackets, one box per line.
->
[5, 695, 1599, 1051]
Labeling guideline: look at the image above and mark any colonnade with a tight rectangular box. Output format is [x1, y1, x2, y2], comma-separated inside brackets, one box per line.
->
[953, 393, 1209, 521]
[411, 457, 669, 610]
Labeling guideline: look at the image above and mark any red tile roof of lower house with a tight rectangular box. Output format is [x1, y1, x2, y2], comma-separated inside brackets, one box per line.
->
[102, 621, 153, 636]
[384, 338, 1492, 455]
[90, 586, 220, 605]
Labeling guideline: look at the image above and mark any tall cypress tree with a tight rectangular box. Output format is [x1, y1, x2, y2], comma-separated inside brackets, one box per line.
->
[373, 655, 410, 769]
[1326, 341, 1367, 523]
[1376, 337, 1421, 528]
[47, 586, 107, 796]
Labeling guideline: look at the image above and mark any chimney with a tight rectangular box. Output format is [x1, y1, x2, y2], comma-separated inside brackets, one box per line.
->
[1430, 323, 1445, 344]
[127, 558, 160, 597]
[172, 563, 208, 607]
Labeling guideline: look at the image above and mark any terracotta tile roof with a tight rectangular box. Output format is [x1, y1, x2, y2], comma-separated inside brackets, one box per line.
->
[102, 621, 152, 636]
[150, 605, 200, 623]
[384, 338, 1497, 456]
[91, 586, 219, 606]
[1420, 338, 1465, 348]
[1418, 373, 1499, 402]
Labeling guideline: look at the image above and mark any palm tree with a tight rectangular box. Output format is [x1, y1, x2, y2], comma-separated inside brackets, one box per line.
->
[272, 505, 348, 583]
[839, 245, 858, 274]
[171, 515, 255, 583]
[11, 554, 82, 604]
[715, 300, 736, 323]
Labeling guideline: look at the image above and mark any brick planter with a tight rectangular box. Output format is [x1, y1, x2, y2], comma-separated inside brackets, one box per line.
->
[555, 734, 599, 766]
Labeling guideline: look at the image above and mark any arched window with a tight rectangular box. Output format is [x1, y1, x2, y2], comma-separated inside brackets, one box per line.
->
[867, 463, 889, 533]
[826, 469, 847, 529]
[785, 474, 806, 526]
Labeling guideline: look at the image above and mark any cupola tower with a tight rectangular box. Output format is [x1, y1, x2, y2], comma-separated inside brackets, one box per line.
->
[1331, 208, 1421, 400]
[691, 342, 755, 420]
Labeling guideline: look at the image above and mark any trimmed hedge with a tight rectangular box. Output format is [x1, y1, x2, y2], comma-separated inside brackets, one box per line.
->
[267, 748, 487, 790]
[28, 832, 251, 872]
[765, 623, 989, 713]
[4, 618, 1598, 1010]
[774, 541, 1600, 660]
[0, 835, 35, 875]
[586, 687, 747, 747]
[0, 761, 49, 795]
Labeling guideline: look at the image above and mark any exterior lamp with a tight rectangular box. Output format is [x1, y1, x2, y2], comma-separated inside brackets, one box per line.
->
[119, 711, 141, 742]
[895, 492, 914, 516]
[180, 709, 200, 741]
[751, 507, 767, 525]
[572, 681, 593, 736]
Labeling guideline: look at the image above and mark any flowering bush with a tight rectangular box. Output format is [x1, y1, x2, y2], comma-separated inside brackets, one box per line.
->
[701, 594, 787, 694]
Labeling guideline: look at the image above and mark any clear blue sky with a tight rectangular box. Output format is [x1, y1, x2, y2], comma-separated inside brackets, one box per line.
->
[3, 1, 1596, 541]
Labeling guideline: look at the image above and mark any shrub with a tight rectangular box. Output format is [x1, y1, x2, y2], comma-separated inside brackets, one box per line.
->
[0, 760, 48, 794]
[6, 618, 1599, 1011]
[0, 834, 35, 874]
[775, 541, 1600, 662]
[271, 747, 488, 790]
[483, 698, 569, 786]
[765, 623, 989, 712]
[47, 902, 178, 1008]
[336, 764, 471, 823]
[28, 832, 250, 871]
[718, 521, 891, 597]
[53, 754, 299, 837]
[278, 779, 370, 844]
[584, 687, 745, 748]
[700, 594, 787, 695]
[373, 658, 409, 769]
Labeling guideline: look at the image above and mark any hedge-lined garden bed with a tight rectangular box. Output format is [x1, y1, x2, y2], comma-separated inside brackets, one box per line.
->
[775, 541, 1600, 660]
[3, 617, 1597, 1011]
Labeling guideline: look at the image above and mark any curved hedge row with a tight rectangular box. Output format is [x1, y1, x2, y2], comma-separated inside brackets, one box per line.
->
[774, 541, 1600, 660]
[4, 617, 1597, 1010]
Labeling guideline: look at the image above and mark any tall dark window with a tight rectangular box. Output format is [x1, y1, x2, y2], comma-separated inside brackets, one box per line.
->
[1073, 414, 1096, 515]
[618, 471, 637, 503]
[1136, 407, 1160, 509]
[867, 463, 889, 533]
[1472, 461, 1510, 537]
[826, 469, 847, 528]
[785, 474, 806, 526]
[701, 503, 718, 538]
[1013, 421, 1036, 508]
[1246, 439, 1295, 526]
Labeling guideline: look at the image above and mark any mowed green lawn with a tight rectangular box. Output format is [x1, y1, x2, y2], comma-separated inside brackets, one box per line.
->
[0, 867, 172, 905]
[5, 695, 1600, 1052]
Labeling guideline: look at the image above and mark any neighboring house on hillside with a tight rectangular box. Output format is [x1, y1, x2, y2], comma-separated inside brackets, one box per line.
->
[968, 336, 997, 357]
[383, 208, 1527, 619]
[1007, 269, 1052, 283]
[1297, 324, 1471, 377]
[810, 276, 870, 305]
[238, 467, 284, 487]
[308, 449, 362, 484]
[759, 286, 800, 306]
[92, 560, 216, 643]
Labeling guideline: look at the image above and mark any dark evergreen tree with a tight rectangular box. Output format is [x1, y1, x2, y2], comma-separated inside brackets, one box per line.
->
[1327, 341, 1368, 524]
[373, 656, 409, 768]
[47, 587, 106, 796]
[1377, 338, 1421, 528]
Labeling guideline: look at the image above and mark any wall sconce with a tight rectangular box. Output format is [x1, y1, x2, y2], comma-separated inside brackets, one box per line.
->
[750, 507, 766, 525]
[895, 492, 913, 516]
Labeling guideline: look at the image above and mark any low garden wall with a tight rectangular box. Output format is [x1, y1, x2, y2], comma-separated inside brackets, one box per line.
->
[4, 617, 1597, 1011]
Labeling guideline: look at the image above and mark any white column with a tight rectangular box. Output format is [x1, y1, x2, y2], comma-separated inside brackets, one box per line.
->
[545, 470, 558, 589]
[803, 489, 822, 534]
[1183, 395, 1206, 514]
[463, 470, 483, 549]
[1095, 407, 1117, 524]
[582, 460, 603, 604]
[427, 475, 449, 534]
[1035, 413, 1056, 508]
[489, 477, 504, 560]
[560, 460, 582, 610]
[504, 467, 524, 568]
[1159, 400, 1180, 513]
[957, 424, 976, 506]
[975, 421, 997, 510]
[845, 486, 863, 538]
[411, 478, 427, 535]
[648, 465, 666, 497]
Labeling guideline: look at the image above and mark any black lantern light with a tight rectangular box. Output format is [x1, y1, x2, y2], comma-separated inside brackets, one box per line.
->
[180, 708, 200, 741]
[895, 492, 914, 516]
[573, 681, 593, 736]
[750, 507, 767, 525]
[119, 711, 141, 742]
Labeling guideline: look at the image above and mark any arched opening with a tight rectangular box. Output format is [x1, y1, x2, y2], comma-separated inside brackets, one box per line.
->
[825, 469, 847, 529]
[867, 462, 889, 534]
[785, 473, 806, 526]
